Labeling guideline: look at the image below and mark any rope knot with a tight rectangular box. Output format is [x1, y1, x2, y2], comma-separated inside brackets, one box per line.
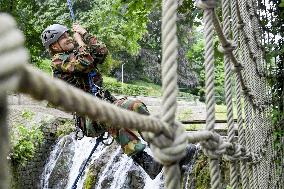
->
[143, 121, 188, 166]
[201, 132, 229, 159]
[223, 143, 243, 161]
[218, 41, 236, 54]
[196, 0, 217, 10]
[237, 21, 245, 29]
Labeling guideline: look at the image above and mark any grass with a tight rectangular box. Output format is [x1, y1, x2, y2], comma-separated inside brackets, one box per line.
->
[216, 104, 238, 120]
[103, 77, 163, 97]
[177, 108, 193, 121]
[184, 124, 204, 130]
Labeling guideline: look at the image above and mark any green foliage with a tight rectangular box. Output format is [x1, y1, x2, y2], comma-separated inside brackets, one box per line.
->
[187, 31, 225, 104]
[9, 124, 44, 166]
[103, 76, 162, 96]
[98, 54, 121, 76]
[55, 119, 75, 138]
[194, 153, 210, 189]
[194, 153, 230, 189]
[34, 59, 52, 75]
[21, 109, 35, 121]
[83, 170, 96, 189]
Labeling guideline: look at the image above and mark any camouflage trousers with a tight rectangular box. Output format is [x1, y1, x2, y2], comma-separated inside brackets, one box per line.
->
[77, 97, 150, 156]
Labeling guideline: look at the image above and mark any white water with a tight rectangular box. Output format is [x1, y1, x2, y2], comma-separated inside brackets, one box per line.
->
[41, 134, 198, 189]
[41, 135, 108, 189]
[41, 135, 69, 189]
[65, 137, 107, 189]
[95, 147, 122, 189]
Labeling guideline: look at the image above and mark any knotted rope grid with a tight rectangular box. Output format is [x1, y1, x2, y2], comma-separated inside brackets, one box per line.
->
[0, 0, 281, 188]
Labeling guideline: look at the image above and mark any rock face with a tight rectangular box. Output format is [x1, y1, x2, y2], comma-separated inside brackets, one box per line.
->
[44, 135, 75, 189]
[83, 143, 148, 189]
[11, 118, 73, 189]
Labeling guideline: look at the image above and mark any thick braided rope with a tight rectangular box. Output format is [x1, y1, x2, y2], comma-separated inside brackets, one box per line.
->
[240, 0, 263, 184]
[221, 0, 238, 188]
[231, 0, 249, 188]
[150, 0, 188, 188]
[244, 98, 254, 188]
[196, 1, 222, 189]
[0, 94, 9, 189]
[0, 14, 29, 189]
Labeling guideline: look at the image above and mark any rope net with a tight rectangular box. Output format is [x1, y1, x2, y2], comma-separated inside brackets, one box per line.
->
[0, 0, 281, 188]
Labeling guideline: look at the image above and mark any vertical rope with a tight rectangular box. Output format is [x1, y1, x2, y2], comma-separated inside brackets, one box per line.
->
[161, 0, 180, 188]
[232, 0, 249, 187]
[244, 97, 254, 189]
[0, 93, 9, 189]
[196, 1, 220, 188]
[221, 0, 238, 188]
[238, 2, 254, 186]
[203, 7, 219, 189]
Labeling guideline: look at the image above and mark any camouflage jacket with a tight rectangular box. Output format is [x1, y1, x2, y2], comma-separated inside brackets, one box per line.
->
[51, 33, 108, 93]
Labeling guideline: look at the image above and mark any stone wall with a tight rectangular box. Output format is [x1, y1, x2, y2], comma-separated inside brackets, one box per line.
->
[12, 119, 62, 189]
[7, 94, 73, 188]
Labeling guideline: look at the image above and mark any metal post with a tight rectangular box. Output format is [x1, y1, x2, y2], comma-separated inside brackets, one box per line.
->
[121, 63, 125, 92]
[0, 92, 9, 189]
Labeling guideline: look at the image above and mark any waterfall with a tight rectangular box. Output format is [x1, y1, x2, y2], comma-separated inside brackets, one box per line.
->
[65, 137, 107, 189]
[41, 135, 70, 189]
[41, 134, 108, 189]
[182, 144, 201, 189]
[41, 133, 199, 189]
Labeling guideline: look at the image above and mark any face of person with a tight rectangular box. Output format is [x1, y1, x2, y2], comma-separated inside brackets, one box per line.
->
[52, 32, 74, 52]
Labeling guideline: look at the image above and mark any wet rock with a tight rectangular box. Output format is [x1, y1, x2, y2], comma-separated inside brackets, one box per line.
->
[45, 135, 75, 188]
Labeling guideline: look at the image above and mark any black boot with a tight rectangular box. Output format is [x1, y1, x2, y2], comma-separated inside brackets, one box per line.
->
[132, 151, 163, 179]
[132, 144, 197, 179]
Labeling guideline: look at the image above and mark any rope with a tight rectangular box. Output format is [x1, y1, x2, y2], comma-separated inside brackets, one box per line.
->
[231, 0, 249, 188]
[151, 0, 187, 188]
[221, 0, 238, 188]
[0, 14, 27, 189]
[196, 1, 222, 189]
[67, 0, 76, 22]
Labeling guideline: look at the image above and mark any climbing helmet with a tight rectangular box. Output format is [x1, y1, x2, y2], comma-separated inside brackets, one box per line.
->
[41, 24, 68, 49]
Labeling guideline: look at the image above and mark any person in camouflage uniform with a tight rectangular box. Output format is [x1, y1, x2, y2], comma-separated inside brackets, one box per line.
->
[41, 23, 163, 179]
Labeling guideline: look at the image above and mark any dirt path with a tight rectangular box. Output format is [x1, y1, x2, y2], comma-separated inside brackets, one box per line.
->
[7, 94, 228, 130]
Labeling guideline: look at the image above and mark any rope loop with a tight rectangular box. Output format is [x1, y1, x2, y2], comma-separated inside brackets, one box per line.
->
[196, 0, 217, 10]
[223, 143, 243, 161]
[144, 120, 188, 166]
[237, 22, 245, 30]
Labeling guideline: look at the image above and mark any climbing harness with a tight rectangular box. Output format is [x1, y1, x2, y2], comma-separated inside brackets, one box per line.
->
[71, 134, 109, 189]
[67, 0, 76, 22]
[88, 70, 116, 103]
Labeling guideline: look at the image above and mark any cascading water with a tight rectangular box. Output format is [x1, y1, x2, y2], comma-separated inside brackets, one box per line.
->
[182, 144, 201, 189]
[41, 133, 199, 189]
[41, 134, 107, 189]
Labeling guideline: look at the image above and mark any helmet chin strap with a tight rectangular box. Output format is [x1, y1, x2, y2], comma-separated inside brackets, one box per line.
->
[57, 42, 65, 52]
